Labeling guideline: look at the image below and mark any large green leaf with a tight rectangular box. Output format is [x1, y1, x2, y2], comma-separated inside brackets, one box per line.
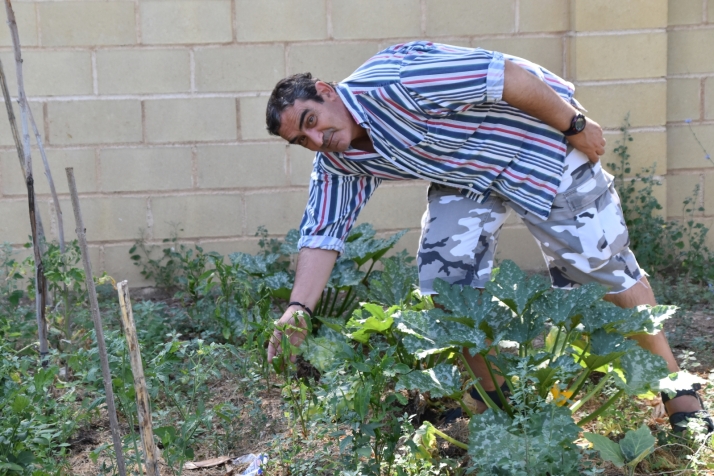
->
[367, 252, 418, 306]
[619, 425, 655, 467]
[615, 305, 677, 336]
[395, 363, 462, 398]
[584, 432, 625, 467]
[302, 335, 347, 373]
[614, 347, 670, 395]
[263, 271, 293, 300]
[484, 260, 550, 315]
[342, 227, 408, 266]
[395, 309, 489, 359]
[531, 283, 606, 328]
[433, 279, 512, 344]
[504, 308, 547, 345]
[328, 260, 366, 289]
[580, 301, 636, 333]
[346, 303, 396, 344]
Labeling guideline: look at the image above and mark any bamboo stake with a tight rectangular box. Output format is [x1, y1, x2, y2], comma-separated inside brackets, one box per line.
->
[28, 105, 65, 253]
[66, 167, 127, 476]
[3, 0, 49, 366]
[117, 280, 161, 476]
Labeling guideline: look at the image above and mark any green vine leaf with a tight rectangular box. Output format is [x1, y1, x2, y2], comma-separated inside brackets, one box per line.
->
[395, 363, 461, 398]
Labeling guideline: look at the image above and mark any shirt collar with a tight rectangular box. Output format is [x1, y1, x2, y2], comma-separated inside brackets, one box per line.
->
[335, 83, 369, 127]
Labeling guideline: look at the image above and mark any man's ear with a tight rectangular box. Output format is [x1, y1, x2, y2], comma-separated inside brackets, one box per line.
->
[315, 80, 335, 99]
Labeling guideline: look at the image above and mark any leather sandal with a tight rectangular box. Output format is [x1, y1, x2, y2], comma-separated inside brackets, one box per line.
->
[661, 383, 714, 434]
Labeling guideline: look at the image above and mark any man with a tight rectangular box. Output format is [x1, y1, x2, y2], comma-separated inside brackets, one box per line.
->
[264, 41, 711, 432]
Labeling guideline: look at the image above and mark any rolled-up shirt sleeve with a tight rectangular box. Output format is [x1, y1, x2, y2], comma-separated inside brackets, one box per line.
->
[298, 153, 381, 254]
[398, 43, 505, 115]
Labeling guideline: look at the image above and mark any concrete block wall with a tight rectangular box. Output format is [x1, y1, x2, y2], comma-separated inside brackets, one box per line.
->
[0, 0, 705, 285]
[666, 0, 714, 246]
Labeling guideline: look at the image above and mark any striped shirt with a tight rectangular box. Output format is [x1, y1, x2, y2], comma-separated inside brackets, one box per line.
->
[298, 41, 581, 254]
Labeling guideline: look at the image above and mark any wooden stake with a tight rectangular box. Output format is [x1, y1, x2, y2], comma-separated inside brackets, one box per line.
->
[66, 167, 127, 476]
[117, 280, 161, 476]
[3, 0, 49, 366]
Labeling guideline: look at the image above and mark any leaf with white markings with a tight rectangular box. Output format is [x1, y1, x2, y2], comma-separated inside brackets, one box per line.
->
[396, 363, 462, 398]
[485, 260, 549, 315]
[614, 347, 670, 395]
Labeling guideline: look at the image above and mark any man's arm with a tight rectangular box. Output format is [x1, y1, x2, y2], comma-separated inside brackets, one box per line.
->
[267, 247, 338, 363]
[502, 60, 606, 163]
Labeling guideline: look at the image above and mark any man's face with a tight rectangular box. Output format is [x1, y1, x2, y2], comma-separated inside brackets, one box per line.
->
[278, 82, 359, 153]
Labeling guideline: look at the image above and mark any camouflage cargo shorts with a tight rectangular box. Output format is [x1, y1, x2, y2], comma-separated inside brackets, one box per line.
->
[417, 149, 644, 294]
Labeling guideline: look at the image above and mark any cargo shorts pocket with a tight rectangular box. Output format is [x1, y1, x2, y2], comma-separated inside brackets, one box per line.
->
[552, 166, 613, 215]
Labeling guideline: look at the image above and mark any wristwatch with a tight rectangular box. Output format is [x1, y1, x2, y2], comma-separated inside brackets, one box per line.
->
[562, 113, 586, 136]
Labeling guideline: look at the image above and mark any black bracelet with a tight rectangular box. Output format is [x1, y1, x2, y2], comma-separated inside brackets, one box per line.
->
[287, 301, 313, 318]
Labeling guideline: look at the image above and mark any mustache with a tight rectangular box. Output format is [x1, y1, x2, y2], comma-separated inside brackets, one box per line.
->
[322, 129, 335, 149]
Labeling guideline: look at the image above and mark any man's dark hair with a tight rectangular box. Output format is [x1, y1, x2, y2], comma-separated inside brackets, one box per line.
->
[266, 72, 323, 136]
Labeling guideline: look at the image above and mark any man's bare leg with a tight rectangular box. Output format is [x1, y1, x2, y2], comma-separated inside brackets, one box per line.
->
[461, 348, 505, 413]
[604, 276, 701, 414]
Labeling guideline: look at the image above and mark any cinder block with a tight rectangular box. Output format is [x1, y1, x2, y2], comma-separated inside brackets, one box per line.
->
[152, 194, 243, 238]
[235, 0, 327, 42]
[573, 0, 668, 31]
[0, 3, 38, 47]
[195, 45, 285, 92]
[196, 144, 288, 188]
[39, 1, 136, 46]
[357, 182, 429, 230]
[667, 78, 701, 123]
[704, 172, 714, 213]
[0, 50, 93, 97]
[288, 42, 382, 83]
[332, 0, 421, 39]
[288, 145, 315, 186]
[574, 82, 667, 128]
[571, 33, 667, 81]
[102, 244, 152, 287]
[705, 77, 714, 120]
[601, 130, 667, 177]
[47, 100, 142, 145]
[668, 0, 704, 25]
[426, 0, 516, 36]
[667, 124, 714, 170]
[476, 37, 563, 76]
[239, 97, 272, 140]
[518, 0, 569, 32]
[666, 174, 702, 216]
[245, 190, 307, 235]
[144, 98, 237, 143]
[495, 226, 546, 272]
[0, 101, 44, 147]
[97, 49, 190, 94]
[59, 196, 148, 242]
[99, 147, 193, 192]
[1, 148, 97, 196]
[668, 30, 714, 75]
[0, 199, 33, 244]
[140, 0, 232, 45]
[709, 0, 714, 21]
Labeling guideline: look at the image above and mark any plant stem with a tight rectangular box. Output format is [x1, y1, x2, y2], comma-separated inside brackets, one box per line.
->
[484, 356, 513, 417]
[569, 374, 610, 413]
[430, 426, 468, 451]
[458, 353, 500, 412]
[577, 388, 625, 427]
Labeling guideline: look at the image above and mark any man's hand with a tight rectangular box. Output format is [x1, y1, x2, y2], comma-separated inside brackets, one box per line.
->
[566, 117, 606, 163]
[267, 305, 309, 364]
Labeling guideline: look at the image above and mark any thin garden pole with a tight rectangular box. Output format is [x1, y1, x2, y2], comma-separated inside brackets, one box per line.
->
[3, 0, 49, 366]
[117, 280, 161, 476]
[66, 167, 127, 476]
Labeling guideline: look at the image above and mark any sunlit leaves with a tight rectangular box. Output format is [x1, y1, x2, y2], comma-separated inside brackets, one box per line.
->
[613, 347, 670, 395]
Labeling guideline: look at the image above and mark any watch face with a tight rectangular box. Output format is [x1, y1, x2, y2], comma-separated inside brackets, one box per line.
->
[574, 114, 586, 132]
